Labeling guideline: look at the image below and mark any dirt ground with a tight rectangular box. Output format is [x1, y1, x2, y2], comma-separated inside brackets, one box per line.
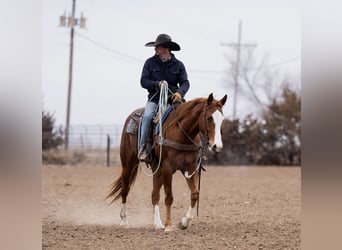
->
[42, 165, 301, 250]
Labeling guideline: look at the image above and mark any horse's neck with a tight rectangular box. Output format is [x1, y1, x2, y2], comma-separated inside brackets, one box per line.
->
[180, 115, 200, 137]
[173, 105, 202, 142]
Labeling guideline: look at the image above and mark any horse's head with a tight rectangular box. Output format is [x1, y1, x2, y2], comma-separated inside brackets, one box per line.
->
[200, 93, 227, 153]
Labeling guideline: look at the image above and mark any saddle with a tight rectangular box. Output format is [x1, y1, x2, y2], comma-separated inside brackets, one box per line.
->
[125, 106, 174, 162]
[125, 108, 144, 136]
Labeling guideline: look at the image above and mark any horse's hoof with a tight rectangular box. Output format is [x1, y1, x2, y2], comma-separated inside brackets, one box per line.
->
[120, 221, 129, 226]
[178, 222, 188, 230]
[164, 226, 173, 232]
[154, 224, 165, 230]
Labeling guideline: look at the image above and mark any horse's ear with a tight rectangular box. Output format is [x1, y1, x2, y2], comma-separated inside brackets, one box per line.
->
[220, 94, 228, 106]
[207, 93, 214, 105]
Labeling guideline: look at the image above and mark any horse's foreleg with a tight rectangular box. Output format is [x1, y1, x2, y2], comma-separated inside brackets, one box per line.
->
[179, 174, 199, 230]
[152, 175, 164, 229]
[153, 204, 164, 229]
[163, 174, 174, 232]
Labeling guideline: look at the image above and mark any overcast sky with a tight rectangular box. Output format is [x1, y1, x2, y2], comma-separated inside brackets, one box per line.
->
[42, 0, 300, 126]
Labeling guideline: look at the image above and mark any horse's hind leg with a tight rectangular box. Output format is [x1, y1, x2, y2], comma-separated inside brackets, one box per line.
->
[179, 173, 199, 230]
[119, 166, 131, 225]
[119, 156, 139, 226]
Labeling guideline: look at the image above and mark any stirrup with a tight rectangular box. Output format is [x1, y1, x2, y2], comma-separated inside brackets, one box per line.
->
[138, 151, 148, 161]
[138, 145, 147, 161]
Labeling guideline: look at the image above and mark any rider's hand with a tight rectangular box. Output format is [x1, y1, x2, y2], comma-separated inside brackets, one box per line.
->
[171, 92, 182, 103]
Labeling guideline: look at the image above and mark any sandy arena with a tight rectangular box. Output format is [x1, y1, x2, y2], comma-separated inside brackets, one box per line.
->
[42, 165, 300, 249]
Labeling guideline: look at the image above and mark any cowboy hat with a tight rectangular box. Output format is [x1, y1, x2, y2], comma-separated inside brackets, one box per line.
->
[145, 34, 181, 51]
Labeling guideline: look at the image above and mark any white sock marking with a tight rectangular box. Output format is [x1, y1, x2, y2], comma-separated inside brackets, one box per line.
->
[120, 203, 128, 226]
[153, 205, 165, 229]
[181, 206, 195, 228]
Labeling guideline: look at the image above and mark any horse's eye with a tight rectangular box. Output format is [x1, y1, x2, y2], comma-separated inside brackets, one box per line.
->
[207, 116, 213, 122]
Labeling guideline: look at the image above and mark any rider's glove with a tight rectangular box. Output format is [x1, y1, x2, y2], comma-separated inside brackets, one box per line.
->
[171, 92, 182, 103]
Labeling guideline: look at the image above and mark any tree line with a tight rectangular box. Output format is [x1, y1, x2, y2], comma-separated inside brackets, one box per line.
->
[206, 86, 301, 166]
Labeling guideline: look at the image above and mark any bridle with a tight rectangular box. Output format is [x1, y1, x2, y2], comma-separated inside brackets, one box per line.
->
[202, 103, 210, 147]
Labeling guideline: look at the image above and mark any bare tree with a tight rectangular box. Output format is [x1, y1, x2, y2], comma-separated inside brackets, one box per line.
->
[224, 48, 299, 118]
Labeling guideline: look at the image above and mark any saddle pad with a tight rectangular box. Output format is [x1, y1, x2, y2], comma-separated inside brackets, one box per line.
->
[154, 105, 174, 135]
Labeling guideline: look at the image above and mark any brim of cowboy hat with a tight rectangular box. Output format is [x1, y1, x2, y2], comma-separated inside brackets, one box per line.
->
[145, 41, 181, 51]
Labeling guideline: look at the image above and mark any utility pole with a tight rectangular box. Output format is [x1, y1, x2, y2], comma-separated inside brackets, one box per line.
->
[221, 20, 256, 120]
[59, 0, 86, 150]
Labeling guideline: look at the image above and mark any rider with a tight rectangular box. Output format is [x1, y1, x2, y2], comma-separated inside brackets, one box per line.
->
[138, 33, 190, 161]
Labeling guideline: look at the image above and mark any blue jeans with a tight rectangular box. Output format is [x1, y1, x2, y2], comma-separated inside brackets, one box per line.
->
[139, 101, 157, 151]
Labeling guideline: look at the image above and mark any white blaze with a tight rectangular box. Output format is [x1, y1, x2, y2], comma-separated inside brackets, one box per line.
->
[212, 110, 224, 148]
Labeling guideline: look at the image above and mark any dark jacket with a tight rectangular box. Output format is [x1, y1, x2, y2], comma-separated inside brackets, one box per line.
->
[140, 53, 190, 103]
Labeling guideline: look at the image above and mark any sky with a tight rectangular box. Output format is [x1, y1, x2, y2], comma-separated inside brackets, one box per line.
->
[42, 0, 301, 126]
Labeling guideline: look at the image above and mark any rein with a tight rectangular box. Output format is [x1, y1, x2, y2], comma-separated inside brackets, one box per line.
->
[155, 137, 200, 151]
[164, 104, 210, 180]
[140, 81, 168, 177]
[144, 91, 213, 216]
[173, 103, 210, 216]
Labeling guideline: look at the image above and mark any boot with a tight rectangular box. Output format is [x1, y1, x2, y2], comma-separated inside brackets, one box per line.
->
[138, 145, 148, 161]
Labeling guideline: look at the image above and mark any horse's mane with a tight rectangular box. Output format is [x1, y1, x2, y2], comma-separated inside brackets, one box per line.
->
[169, 97, 207, 127]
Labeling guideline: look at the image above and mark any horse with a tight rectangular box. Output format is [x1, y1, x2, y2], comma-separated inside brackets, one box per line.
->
[106, 93, 227, 232]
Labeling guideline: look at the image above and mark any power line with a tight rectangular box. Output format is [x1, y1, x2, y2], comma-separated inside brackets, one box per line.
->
[189, 58, 300, 75]
[74, 30, 299, 70]
[45, 39, 299, 71]
[46, 30, 299, 75]
[188, 69, 225, 74]
[75, 31, 143, 63]
[43, 41, 138, 63]
[260, 57, 300, 68]
[45, 37, 299, 73]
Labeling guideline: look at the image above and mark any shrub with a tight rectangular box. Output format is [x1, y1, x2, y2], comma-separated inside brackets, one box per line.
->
[42, 111, 64, 150]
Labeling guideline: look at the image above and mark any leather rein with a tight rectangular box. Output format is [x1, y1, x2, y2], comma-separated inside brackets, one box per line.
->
[155, 103, 210, 216]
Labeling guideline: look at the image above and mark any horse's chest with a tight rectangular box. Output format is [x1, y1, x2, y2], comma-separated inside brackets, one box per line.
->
[167, 152, 198, 171]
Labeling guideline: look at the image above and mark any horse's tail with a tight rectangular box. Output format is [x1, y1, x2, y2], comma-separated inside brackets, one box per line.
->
[105, 176, 122, 204]
[105, 164, 139, 204]
[106, 110, 141, 204]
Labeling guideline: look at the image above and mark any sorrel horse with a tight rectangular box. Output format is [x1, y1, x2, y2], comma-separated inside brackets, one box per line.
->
[106, 93, 227, 231]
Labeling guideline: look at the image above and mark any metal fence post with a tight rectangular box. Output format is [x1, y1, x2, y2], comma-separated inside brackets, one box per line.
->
[107, 134, 110, 166]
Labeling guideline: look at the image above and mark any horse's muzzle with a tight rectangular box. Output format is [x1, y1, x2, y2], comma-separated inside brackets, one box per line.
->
[209, 144, 222, 153]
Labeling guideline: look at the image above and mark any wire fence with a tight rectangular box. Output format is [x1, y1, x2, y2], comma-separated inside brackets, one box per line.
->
[57, 124, 123, 149]
[52, 119, 300, 166]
